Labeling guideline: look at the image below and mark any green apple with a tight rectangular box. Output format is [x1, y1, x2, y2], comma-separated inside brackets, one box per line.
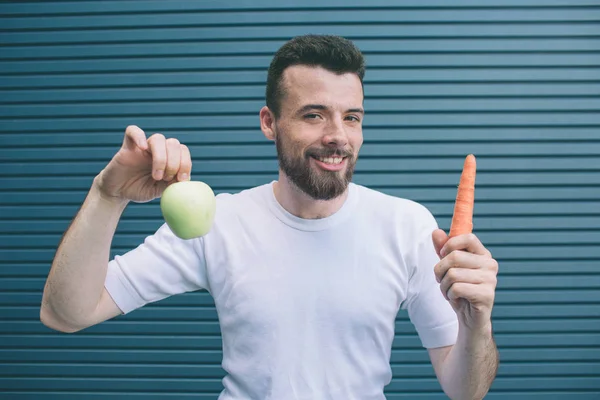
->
[160, 180, 216, 240]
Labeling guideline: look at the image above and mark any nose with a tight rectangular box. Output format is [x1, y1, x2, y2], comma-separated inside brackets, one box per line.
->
[322, 117, 348, 149]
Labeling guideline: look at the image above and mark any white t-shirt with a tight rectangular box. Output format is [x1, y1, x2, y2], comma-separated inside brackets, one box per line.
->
[105, 181, 458, 400]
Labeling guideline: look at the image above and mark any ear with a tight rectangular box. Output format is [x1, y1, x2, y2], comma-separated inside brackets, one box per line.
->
[260, 106, 276, 141]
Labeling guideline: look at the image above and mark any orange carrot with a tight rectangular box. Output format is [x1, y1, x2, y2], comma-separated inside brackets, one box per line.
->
[449, 154, 476, 238]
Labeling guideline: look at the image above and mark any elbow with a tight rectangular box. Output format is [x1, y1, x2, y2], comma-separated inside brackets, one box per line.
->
[442, 382, 494, 400]
[442, 390, 486, 400]
[39, 303, 82, 334]
[439, 372, 495, 400]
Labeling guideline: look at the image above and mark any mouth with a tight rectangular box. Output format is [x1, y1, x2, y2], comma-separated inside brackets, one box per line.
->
[310, 155, 347, 171]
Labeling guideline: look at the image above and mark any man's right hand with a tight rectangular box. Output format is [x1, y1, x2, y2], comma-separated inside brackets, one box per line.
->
[94, 125, 192, 204]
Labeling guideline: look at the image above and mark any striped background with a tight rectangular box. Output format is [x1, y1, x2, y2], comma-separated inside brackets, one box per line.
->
[1, 1, 600, 398]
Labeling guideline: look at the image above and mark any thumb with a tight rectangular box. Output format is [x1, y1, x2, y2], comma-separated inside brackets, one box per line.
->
[432, 229, 449, 259]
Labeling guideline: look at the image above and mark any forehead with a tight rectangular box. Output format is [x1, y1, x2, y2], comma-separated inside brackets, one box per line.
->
[280, 65, 363, 110]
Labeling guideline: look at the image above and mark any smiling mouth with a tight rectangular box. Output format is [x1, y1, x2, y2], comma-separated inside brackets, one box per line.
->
[313, 156, 345, 165]
[310, 155, 348, 172]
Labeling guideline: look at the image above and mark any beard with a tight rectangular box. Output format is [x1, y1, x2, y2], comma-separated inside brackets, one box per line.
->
[274, 126, 356, 201]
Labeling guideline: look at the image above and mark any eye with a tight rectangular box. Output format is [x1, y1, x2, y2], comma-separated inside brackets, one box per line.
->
[304, 113, 320, 119]
[345, 115, 361, 122]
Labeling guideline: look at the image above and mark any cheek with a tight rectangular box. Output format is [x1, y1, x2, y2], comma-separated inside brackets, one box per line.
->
[350, 131, 364, 152]
[279, 132, 309, 159]
[284, 127, 320, 154]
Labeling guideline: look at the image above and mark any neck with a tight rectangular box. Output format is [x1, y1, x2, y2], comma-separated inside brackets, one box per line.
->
[273, 172, 349, 219]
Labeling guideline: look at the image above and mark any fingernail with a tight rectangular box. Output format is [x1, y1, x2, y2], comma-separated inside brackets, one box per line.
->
[180, 173, 188, 181]
[440, 248, 446, 258]
[154, 170, 163, 180]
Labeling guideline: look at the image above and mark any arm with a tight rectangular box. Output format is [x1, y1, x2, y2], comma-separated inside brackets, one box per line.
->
[41, 126, 192, 333]
[430, 231, 500, 399]
[429, 326, 499, 400]
[40, 180, 128, 333]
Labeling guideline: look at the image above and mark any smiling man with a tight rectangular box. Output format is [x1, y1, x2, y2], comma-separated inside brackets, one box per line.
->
[41, 35, 499, 399]
[261, 55, 365, 215]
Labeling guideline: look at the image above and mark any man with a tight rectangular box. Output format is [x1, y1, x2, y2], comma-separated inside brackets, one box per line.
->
[41, 35, 499, 399]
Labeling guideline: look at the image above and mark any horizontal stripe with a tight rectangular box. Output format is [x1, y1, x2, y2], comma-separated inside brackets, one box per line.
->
[2, 0, 600, 16]
[3, 7, 600, 30]
[5, 54, 600, 76]
[3, 39, 600, 60]
[3, 24, 600, 47]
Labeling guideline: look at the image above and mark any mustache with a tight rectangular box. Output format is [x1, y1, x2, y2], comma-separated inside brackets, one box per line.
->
[306, 148, 353, 159]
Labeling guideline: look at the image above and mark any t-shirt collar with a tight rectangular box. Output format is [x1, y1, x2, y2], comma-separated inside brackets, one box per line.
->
[265, 180, 358, 231]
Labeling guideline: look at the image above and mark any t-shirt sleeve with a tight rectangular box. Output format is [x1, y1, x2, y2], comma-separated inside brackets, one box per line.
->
[402, 206, 459, 349]
[104, 222, 210, 314]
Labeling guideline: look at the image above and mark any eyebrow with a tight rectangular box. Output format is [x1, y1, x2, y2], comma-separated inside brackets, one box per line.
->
[296, 104, 365, 116]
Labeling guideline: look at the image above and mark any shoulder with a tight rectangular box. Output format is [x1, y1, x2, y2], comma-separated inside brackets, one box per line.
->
[214, 182, 269, 209]
[208, 182, 272, 229]
[353, 183, 437, 228]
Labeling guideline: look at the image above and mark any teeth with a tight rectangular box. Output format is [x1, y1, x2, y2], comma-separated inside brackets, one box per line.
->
[318, 157, 343, 164]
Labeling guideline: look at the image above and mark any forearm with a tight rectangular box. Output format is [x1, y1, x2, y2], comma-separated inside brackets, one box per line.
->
[439, 323, 499, 400]
[41, 177, 128, 330]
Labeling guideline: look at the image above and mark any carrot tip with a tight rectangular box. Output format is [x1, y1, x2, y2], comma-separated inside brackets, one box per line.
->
[449, 154, 477, 238]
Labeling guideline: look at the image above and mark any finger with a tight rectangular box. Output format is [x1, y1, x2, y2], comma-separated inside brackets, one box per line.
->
[163, 138, 181, 181]
[123, 125, 148, 151]
[439, 267, 493, 301]
[432, 229, 449, 259]
[434, 250, 494, 283]
[147, 133, 167, 181]
[447, 282, 494, 305]
[178, 144, 192, 181]
[440, 233, 492, 258]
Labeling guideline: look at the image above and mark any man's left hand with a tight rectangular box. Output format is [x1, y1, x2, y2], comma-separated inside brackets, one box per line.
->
[432, 229, 499, 332]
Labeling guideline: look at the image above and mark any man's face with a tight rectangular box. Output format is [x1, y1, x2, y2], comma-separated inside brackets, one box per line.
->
[272, 65, 364, 200]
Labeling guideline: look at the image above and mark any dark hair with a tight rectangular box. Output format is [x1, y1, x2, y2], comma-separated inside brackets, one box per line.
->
[265, 34, 366, 118]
